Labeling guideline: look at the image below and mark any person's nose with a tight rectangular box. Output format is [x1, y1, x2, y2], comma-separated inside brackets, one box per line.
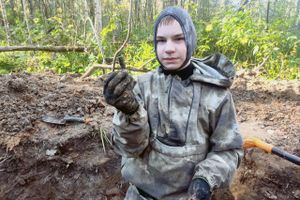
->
[165, 40, 175, 54]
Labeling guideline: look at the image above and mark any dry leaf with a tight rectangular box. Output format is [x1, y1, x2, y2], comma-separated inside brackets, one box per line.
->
[6, 136, 21, 151]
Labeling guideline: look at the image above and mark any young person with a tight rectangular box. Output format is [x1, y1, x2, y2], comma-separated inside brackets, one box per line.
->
[103, 6, 243, 200]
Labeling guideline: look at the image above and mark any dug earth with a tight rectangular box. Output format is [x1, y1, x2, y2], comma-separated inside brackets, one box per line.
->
[0, 72, 299, 200]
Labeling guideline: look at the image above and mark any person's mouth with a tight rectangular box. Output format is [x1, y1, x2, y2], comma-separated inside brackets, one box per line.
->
[163, 58, 178, 63]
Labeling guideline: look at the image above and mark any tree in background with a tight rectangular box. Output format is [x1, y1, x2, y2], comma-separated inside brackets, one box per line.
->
[0, 0, 299, 79]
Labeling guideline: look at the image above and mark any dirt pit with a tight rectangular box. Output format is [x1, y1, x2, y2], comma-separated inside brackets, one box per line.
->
[0, 71, 299, 200]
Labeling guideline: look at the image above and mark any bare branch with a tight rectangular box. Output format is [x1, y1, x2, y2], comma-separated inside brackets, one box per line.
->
[0, 46, 88, 52]
[80, 64, 149, 80]
[139, 57, 156, 69]
[112, 0, 133, 71]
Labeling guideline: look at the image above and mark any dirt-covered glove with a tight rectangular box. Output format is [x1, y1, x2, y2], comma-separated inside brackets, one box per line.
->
[103, 71, 139, 115]
[188, 178, 211, 200]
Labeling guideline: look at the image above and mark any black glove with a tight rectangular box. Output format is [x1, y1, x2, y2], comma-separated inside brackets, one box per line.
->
[188, 178, 211, 200]
[103, 71, 139, 115]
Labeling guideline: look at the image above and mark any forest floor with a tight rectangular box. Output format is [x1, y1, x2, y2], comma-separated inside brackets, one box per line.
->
[0, 70, 299, 200]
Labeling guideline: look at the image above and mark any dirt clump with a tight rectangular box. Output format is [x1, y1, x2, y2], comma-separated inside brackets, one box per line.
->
[0, 71, 299, 200]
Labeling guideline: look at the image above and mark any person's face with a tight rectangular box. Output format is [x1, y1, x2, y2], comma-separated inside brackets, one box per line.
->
[156, 20, 187, 71]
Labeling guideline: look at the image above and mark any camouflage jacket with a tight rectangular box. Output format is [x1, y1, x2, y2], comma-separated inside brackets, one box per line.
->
[112, 56, 244, 200]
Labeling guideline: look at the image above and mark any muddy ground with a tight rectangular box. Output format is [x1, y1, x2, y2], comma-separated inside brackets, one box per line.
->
[0, 71, 299, 200]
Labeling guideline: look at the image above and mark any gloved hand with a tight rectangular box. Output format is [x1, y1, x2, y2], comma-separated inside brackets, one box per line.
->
[188, 178, 211, 200]
[103, 71, 139, 115]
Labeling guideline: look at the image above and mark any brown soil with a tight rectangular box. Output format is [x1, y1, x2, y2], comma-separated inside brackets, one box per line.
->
[230, 72, 300, 200]
[0, 71, 299, 200]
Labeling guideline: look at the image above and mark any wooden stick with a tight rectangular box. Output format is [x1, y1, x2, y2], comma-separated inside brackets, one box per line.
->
[0, 46, 87, 52]
[80, 64, 149, 79]
[111, 0, 133, 71]
[93, 64, 149, 72]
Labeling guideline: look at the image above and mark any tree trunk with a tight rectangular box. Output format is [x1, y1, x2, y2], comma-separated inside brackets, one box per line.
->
[94, 0, 102, 34]
[266, 0, 270, 24]
[237, 0, 251, 12]
[177, 0, 183, 7]
[133, 0, 140, 29]
[0, 0, 11, 44]
[9, 0, 16, 20]
[84, 0, 105, 62]
[28, 0, 34, 18]
[144, 0, 153, 25]
[83, 0, 89, 39]
[21, 0, 32, 44]
[297, 0, 300, 28]
[41, 0, 49, 18]
[198, 0, 210, 20]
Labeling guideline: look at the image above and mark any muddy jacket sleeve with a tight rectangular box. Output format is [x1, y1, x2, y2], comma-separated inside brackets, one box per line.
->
[111, 81, 150, 157]
[193, 91, 243, 190]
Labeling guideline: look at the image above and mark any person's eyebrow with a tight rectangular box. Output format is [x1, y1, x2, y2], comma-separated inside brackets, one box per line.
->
[156, 36, 166, 39]
[173, 34, 184, 38]
[156, 34, 184, 38]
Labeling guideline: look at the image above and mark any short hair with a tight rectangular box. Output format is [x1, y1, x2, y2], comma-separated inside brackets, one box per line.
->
[158, 15, 176, 27]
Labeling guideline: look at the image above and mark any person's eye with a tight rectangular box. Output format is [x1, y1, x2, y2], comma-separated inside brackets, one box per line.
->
[175, 37, 185, 41]
[157, 39, 166, 43]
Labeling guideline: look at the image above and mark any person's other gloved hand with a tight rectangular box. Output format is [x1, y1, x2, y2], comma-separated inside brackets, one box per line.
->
[103, 71, 139, 115]
[188, 178, 211, 200]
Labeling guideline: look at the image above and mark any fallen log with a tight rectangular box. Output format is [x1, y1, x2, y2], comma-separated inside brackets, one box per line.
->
[0, 46, 87, 52]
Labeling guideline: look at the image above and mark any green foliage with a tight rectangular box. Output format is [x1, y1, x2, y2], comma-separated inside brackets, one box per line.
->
[191, 9, 300, 79]
[100, 4, 130, 57]
[0, 52, 95, 75]
[124, 42, 157, 71]
[0, 1, 299, 79]
[0, 53, 24, 74]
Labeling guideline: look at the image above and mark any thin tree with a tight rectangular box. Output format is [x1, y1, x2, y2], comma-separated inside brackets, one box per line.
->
[9, 0, 16, 19]
[28, 0, 33, 18]
[0, 0, 11, 44]
[266, 0, 271, 25]
[84, 0, 105, 62]
[133, 0, 140, 29]
[94, 0, 102, 34]
[145, 0, 153, 26]
[21, 0, 32, 44]
[297, 0, 300, 28]
[112, 0, 133, 71]
[80, 0, 133, 78]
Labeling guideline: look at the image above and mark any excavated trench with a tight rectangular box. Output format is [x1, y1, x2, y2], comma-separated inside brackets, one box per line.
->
[0, 72, 299, 200]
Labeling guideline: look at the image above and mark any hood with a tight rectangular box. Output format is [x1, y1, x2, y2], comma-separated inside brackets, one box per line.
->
[153, 6, 197, 68]
[190, 53, 236, 88]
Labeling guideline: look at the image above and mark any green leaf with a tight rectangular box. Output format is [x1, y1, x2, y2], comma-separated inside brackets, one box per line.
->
[253, 45, 259, 56]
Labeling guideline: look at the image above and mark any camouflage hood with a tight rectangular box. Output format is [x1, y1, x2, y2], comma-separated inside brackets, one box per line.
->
[190, 53, 236, 88]
[153, 6, 197, 68]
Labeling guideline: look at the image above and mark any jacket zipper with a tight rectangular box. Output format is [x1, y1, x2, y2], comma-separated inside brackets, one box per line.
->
[167, 77, 173, 114]
[166, 77, 173, 134]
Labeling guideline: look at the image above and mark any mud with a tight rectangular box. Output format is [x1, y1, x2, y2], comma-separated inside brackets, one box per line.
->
[0, 72, 126, 200]
[231, 72, 300, 200]
[0, 71, 299, 200]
